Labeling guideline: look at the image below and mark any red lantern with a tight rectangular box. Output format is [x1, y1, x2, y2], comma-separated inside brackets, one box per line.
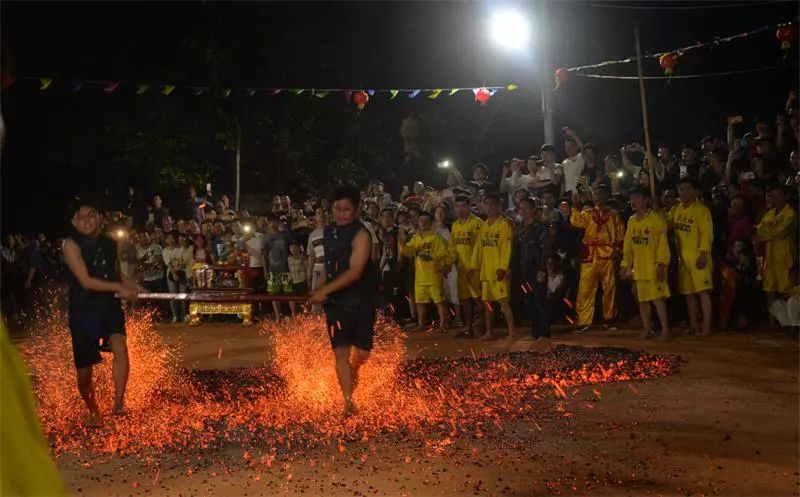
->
[353, 90, 369, 110]
[554, 67, 568, 91]
[659, 52, 679, 76]
[776, 24, 795, 53]
[474, 87, 491, 106]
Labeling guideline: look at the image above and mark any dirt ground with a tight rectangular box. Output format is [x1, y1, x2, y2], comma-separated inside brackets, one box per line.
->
[55, 322, 799, 497]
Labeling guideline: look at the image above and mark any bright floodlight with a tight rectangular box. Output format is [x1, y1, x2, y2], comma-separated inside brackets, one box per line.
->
[490, 7, 531, 51]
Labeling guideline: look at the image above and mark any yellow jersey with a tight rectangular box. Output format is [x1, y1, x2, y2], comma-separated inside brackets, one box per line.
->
[621, 210, 670, 281]
[448, 214, 484, 270]
[668, 200, 713, 262]
[474, 216, 514, 281]
[400, 230, 448, 286]
[756, 204, 798, 270]
[569, 206, 624, 261]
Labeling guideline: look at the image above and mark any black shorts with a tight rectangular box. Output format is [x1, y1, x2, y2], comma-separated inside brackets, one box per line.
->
[292, 282, 308, 295]
[325, 299, 375, 352]
[68, 304, 126, 370]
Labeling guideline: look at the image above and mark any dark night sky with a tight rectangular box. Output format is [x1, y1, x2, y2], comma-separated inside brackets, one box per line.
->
[1, 1, 798, 233]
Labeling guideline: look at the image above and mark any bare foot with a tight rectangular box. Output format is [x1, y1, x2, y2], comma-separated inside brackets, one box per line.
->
[112, 405, 126, 416]
[478, 332, 494, 341]
[85, 412, 103, 429]
[342, 401, 357, 419]
[656, 332, 670, 342]
[638, 329, 651, 339]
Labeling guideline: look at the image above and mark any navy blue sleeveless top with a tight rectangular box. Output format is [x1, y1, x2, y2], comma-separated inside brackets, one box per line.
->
[323, 220, 377, 306]
[66, 233, 121, 315]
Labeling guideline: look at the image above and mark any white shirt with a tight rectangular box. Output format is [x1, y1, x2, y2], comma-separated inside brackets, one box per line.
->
[561, 154, 586, 193]
[548, 273, 564, 297]
[245, 233, 265, 268]
[502, 172, 534, 206]
[138, 243, 164, 282]
[162, 247, 184, 274]
[306, 228, 325, 271]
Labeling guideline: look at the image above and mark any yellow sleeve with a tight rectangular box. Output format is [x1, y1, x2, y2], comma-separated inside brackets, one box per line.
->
[655, 217, 670, 266]
[433, 234, 448, 265]
[400, 235, 418, 258]
[621, 219, 633, 269]
[697, 206, 713, 253]
[570, 208, 588, 229]
[498, 220, 513, 271]
[757, 208, 797, 241]
[446, 229, 458, 267]
[470, 226, 484, 270]
[666, 206, 676, 231]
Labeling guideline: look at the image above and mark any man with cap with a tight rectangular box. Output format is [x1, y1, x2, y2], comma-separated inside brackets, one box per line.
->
[570, 181, 625, 332]
[620, 187, 671, 341]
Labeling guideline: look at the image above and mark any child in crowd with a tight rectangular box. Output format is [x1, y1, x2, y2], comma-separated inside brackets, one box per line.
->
[287, 240, 307, 317]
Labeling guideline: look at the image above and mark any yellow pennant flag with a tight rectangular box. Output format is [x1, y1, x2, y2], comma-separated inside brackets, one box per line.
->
[162, 85, 175, 96]
[428, 89, 442, 100]
[448, 88, 459, 96]
[136, 84, 149, 95]
[506, 83, 519, 91]
[314, 91, 329, 98]
[291, 89, 304, 95]
[222, 88, 232, 97]
[389, 89, 399, 100]
[39, 78, 53, 90]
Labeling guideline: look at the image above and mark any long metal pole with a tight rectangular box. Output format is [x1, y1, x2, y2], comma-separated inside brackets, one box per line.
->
[234, 117, 241, 211]
[539, 0, 555, 145]
[634, 24, 656, 199]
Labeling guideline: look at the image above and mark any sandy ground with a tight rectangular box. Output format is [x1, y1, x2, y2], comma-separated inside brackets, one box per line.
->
[54, 322, 799, 497]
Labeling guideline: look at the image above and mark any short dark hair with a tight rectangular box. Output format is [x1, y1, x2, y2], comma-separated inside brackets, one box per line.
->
[418, 211, 433, 220]
[266, 213, 280, 222]
[583, 142, 597, 153]
[518, 197, 537, 209]
[768, 183, 790, 194]
[454, 195, 471, 205]
[678, 176, 701, 189]
[473, 163, 488, 174]
[406, 205, 421, 215]
[331, 184, 361, 208]
[68, 194, 102, 218]
[629, 186, 651, 198]
[593, 184, 610, 195]
[379, 207, 395, 217]
[540, 144, 555, 153]
[483, 193, 501, 204]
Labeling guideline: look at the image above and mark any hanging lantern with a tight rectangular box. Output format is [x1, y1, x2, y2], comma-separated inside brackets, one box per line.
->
[474, 87, 492, 106]
[554, 67, 568, 91]
[776, 24, 795, 55]
[659, 52, 679, 76]
[353, 90, 369, 110]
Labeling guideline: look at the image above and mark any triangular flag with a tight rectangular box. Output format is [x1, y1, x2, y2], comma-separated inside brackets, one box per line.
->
[506, 83, 518, 91]
[448, 88, 460, 96]
[136, 84, 149, 95]
[472, 88, 480, 96]
[367, 89, 375, 96]
[245, 88, 256, 97]
[192, 87, 206, 96]
[489, 88, 498, 96]
[344, 90, 353, 102]
[428, 89, 442, 100]
[407, 89, 421, 98]
[389, 89, 399, 100]
[267, 89, 282, 96]
[71, 81, 84, 92]
[104, 82, 120, 93]
[162, 85, 175, 96]
[291, 89, 304, 95]
[314, 90, 329, 98]
[39, 78, 53, 90]
[222, 88, 232, 98]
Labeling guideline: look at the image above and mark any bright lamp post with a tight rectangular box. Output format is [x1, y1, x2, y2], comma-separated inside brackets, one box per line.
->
[488, 5, 555, 145]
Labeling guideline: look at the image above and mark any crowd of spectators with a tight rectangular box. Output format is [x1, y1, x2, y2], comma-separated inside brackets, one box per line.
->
[2, 90, 799, 332]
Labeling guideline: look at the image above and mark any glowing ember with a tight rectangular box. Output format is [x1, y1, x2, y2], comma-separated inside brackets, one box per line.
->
[19, 297, 680, 461]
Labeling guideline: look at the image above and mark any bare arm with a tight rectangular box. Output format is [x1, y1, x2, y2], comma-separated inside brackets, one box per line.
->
[63, 239, 129, 294]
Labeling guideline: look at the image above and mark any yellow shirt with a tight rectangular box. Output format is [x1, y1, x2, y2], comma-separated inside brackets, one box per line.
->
[569, 206, 624, 261]
[756, 204, 798, 271]
[400, 230, 448, 286]
[621, 210, 670, 281]
[448, 214, 484, 270]
[668, 200, 713, 262]
[474, 216, 514, 281]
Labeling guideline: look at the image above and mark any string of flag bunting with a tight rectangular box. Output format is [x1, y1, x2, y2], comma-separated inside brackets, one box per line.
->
[555, 20, 795, 88]
[10, 21, 796, 106]
[18, 76, 520, 109]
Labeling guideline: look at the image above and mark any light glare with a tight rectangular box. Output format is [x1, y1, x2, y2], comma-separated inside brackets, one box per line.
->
[490, 8, 531, 51]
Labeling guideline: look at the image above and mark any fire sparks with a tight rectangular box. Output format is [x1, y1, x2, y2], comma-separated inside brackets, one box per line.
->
[19, 296, 680, 463]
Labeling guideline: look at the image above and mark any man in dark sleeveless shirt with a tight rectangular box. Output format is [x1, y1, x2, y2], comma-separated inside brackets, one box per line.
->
[62, 198, 141, 427]
[309, 185, 378, 417]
